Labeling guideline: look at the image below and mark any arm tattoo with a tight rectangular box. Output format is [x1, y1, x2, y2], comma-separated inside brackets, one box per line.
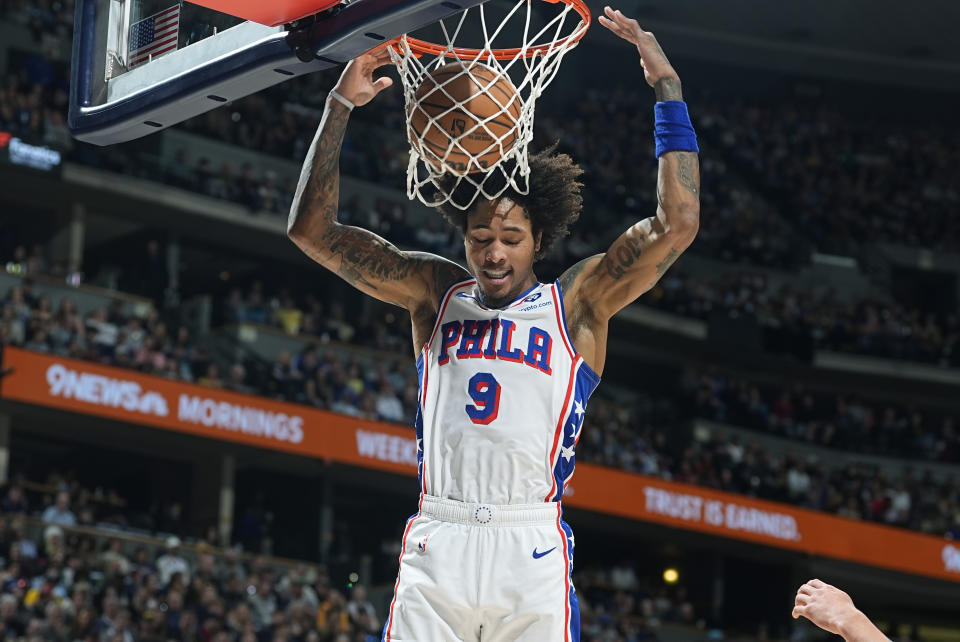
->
[676, 152, 700, 197]
[559, 255, 600, 292]
[318, 226, 418, 290]
[655, 248, 681, 277]
[289, 101, 470, 301]
[654, 77, 683, 102]
[430, 259, 470, 299]
[605, 237, 645, 281]
[289, 101, 351, 234]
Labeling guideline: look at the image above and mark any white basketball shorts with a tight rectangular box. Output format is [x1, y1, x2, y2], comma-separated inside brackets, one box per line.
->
[382, 495, 579, 642]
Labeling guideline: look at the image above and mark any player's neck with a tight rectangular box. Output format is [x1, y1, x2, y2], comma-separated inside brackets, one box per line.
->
[477, 274, 539, 309]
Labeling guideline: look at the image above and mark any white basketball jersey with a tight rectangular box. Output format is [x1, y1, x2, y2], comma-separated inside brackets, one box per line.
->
[415, 279, 601, 505]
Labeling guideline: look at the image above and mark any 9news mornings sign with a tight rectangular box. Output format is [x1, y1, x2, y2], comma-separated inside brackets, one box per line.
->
[1, 346, 957, 583]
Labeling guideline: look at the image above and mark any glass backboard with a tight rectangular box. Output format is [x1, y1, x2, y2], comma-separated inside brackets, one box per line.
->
[69, 0, 487, 146]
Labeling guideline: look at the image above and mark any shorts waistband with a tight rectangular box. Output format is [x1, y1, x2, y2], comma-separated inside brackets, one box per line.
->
[419, 495, 559, 526]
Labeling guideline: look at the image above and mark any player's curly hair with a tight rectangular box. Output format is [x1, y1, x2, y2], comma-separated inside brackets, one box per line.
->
[434, 144, 584, 260]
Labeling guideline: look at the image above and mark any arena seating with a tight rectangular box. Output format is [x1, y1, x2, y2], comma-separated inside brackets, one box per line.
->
[0, 471, 706, 642]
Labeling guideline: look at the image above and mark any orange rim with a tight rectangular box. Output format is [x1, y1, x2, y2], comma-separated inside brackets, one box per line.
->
[387, 0, 590, 60]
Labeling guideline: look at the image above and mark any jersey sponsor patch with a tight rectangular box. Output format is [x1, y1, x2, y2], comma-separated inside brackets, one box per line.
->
[518, 300, 553, 312]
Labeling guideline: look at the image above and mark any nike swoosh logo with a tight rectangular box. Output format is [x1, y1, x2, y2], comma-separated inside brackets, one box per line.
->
[532, 547, 556, 559]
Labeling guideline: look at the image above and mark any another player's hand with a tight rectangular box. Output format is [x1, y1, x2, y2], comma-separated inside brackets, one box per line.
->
[598, 7, 680, 96]
[333, 47, 394, 107]
[792, 579, 861, 635]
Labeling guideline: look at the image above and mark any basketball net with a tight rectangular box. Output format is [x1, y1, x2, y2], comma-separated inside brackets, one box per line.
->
[389, 0, 589, 211]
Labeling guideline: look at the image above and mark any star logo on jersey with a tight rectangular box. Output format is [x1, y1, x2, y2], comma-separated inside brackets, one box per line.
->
[532, 547, 556, 559]
[567, 400, 586, 438]
[560, 444, 575, 462]
[574, 400, 585, 419]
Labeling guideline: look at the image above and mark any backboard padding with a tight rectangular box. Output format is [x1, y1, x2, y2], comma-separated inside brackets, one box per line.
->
[69, 0, 488, 146]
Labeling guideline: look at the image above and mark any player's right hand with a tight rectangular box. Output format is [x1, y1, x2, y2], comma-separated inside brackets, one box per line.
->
[333, 47, 394, 107]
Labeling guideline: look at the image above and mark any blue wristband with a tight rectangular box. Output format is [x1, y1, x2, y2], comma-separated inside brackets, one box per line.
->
[654, 100, 699, 158]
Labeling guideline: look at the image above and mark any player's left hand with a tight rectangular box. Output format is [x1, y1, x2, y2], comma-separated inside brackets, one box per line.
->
[598, 7, 678, 91]
[792, 579, 860, 635]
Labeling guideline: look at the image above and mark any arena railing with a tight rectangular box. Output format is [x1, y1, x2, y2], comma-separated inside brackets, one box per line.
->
[0, 271, 154, 319]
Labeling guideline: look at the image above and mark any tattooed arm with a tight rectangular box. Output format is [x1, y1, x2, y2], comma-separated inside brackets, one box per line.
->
[287, 50, 468, 312]
[563, 9, 699, 322]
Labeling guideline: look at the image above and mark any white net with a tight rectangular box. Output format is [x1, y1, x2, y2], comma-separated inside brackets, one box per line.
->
[389, 0, 589, 211]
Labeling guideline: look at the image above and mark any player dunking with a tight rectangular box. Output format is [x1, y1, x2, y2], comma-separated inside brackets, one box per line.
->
[288, 7, 700, 640]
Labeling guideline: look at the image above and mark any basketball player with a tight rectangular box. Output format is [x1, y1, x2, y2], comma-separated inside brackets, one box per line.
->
[288, 7, 699, 640]
[793, 579, 889, 642]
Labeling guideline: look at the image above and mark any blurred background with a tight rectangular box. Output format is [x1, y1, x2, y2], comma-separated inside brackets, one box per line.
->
[0, 0, 959, 640]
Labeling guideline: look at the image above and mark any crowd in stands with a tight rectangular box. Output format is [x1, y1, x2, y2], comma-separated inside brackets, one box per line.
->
[0, 471, 709, 642]
[161, 153, 297, 217]
[0, 274, 214, 386]
[0, 0, 73, 39]
[0, 485, 390, 641]
[698, 96, 960, 254]
[219, 280, 421, 424]
[647, 270, 960, 366]
[576, 564, 695, 641]
[265, 343, 419, 425]
[533, 87, 810, 270]
[683, 369, 960, 463]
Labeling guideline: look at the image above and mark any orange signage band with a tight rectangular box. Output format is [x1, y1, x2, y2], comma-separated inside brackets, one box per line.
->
[1, 347, 956, 583]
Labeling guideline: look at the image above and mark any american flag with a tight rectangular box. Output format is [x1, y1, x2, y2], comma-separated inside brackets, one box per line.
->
[128, 4, 180, 68]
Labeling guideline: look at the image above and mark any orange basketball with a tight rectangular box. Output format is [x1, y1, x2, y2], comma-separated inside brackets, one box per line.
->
[408, 62, 522, 174]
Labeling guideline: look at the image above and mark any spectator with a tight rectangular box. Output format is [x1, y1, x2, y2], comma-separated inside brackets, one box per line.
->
[374, 381, 404, 423]
[345, 585, 378, 635]
[275, 295, 303, 336]
[225, 363, 254, 395]
[315, 590, 350, 639]
[1, 486, 29, 515]
[247, 578, 276, 630]
[157, 537, 191, 586]
[85, 307, 118, 359]
[199, 363, 224, 388]
[100, 538, 131, 576]
[0, 594, 24, 637]
[41, 491, 76, 526]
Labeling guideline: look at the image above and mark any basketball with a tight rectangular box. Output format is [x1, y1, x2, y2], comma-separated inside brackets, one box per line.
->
[408, 62, 522, 174]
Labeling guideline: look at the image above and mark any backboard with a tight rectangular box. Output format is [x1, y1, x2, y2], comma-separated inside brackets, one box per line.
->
[69, 0, 487, 146]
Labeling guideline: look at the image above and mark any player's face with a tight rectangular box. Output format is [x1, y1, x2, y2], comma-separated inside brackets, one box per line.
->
[464, 197, 541, 307]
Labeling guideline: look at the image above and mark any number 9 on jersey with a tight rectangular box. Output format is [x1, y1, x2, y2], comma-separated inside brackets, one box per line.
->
[465, 372, 501, 425]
